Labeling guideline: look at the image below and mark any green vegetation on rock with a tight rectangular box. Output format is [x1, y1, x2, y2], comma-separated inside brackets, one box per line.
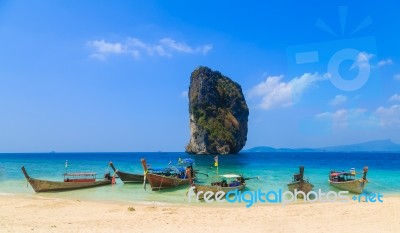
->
[186, 66, 249, 154]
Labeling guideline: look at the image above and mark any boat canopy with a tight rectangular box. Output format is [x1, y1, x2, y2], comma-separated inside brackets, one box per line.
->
[64, 172, 96, 179]
[220, 174, 241, 178]
[63, 172, 96, 177]
[149, 166, 186, 173]
[178, 158, 195, 165]
[330, 171, 353, 177]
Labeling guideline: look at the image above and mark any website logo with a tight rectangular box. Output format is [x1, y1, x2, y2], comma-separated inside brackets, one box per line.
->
[286, 6, 378, 92]
[187, 187, 383, 208]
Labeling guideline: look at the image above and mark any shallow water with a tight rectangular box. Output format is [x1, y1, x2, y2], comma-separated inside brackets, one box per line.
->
[0, 152, 399, 204]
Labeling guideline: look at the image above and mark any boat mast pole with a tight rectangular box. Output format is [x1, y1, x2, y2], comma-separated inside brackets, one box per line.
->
[214, 155, 219, 176]
[299, 166, 304, 182]
[141, 159, 148, 190]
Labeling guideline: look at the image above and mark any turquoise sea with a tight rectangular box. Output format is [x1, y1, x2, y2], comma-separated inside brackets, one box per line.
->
[0, 152, 399, 205]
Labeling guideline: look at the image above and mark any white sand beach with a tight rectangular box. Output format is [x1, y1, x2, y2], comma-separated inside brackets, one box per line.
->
[0, 194, 399, 233]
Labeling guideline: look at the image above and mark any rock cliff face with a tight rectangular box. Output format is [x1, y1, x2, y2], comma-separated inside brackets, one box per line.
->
[185, 66, 249, 154]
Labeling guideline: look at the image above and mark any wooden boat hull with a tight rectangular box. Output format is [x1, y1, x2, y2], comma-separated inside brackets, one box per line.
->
[27, 178, 111, 192]
[146, 173, 189, 191]
[116, 171, 144, 183]
[287, 181, 314, 194]
[109, 162, 144, 183]
[194, 184, 246, 199]
[141, 158, 192, 191]
[329, 179, 366, 194]
[21, 166, 111, 193]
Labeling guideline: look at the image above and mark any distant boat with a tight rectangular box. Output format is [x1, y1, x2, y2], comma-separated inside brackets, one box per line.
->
[287, 166, 314, 197]
[192, 174, 248, 199]
[21, 166, 112, 192]
[141, 158, 194, 191]
[328, 167, 368, 194]
[109, 161, 145, 183]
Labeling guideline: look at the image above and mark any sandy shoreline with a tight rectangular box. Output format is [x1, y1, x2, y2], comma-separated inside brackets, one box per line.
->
[1, 194, 399, 233]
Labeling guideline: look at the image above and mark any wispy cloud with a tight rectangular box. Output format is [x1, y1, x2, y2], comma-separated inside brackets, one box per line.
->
[375, 105, 400, 127]
[87, 40, 133, 61]
[377, 58, 393, 67]
[315, 105, 400, 129]
[159, 38, 212, 55]
[352, 54, 393, 69]
[351, 52, 373, 70]
[87, 37, 212, 61]
[315, 108, 378, 130]
[181, 91, 188, 98]
[394, 74, 400, 81]
[389, 93, 400, 102]
[248, 73, 327, 110]
[330, 95, 347, 106]
[315, 109, 349, 129]
[88, 40, 125, 54]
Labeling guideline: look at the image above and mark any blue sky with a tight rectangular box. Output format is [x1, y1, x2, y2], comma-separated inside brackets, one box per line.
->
[0, 1, 399, 152]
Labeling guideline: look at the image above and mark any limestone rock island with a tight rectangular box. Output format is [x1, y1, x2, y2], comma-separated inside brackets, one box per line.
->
[185, 66, 249, 154]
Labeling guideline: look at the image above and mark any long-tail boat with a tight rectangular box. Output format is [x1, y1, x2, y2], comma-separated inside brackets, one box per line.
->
[191, 174, 249, 199]
[109, 162, 144, 183]
[141, 158, 194, 191]
[287, 166, 314, 197]
[328, 167, 368, 194]
[21, 166, 112, 193]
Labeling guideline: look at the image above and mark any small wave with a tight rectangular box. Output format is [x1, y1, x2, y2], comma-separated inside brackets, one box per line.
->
[137, 201, 171, 206]
[0, 192, 13, 196]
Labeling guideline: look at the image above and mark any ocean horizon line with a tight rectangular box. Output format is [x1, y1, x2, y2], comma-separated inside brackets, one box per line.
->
[0, 151, 400, 154]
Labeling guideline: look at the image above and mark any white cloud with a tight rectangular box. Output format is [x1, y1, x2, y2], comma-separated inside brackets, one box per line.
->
[375, 105, 400, 127]
[87, 37, 212, 60]
[181, 91, 188, 98]
[330, 95, 347, 106]
[316, 109, 348, 129]
[86, 40, 130, 61]
[161, 38, 192, 53]
[389, 94, 400, 102]
[247, 75, 283, 99]
[315, 112, 331, 118]
[377, 58, 393, 67]
[127, 38, 148, 49]
[87, 40, 125, 54]
[157, 38, 212, 55]
[349, 54, 393, 69]
[248, 73, 326, 110]
[89, 53, 106, 61]
[316, 105, 400, 129]
[198, 45, 213, 54]
[351, 52, 373, 70]
[315, 108, 377, 130]
[130, 50, 141, 59]
[394, 74, 400, 81]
